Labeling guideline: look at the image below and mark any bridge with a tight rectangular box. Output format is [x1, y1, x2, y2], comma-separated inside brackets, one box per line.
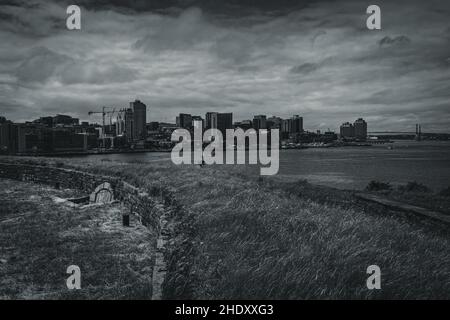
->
[369, 124, 423, 141]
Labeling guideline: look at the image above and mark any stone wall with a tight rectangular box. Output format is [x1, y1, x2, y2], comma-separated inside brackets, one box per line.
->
[0, 162, 160, 232]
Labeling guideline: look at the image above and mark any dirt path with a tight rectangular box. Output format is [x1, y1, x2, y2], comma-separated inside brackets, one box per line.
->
[356, 193, 450, 224]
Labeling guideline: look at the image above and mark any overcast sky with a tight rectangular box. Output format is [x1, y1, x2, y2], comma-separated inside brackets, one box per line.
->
[0, 0, 449, 132]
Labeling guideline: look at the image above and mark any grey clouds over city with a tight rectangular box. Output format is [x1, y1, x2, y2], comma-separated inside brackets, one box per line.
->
[1, 0, 449, 132]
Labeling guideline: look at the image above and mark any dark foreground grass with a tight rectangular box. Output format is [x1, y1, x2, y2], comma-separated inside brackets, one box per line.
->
[1, 156, 450, 299]
[0, 179, 155, 299]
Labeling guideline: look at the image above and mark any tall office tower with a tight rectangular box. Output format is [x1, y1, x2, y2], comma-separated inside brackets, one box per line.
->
[217, 113, 233, 135]
[205, 112, 218, 130]
[130, 100, 147, 140]
[290, 115, 303, 133]
[116, 111, 125, 136]
[353, 118, 367, 139]
[340, 122, 355, 138]
[267, 116, 282, 129]
[177, 113, 193, 130]
[281, 119, 291, 133]
[253, 115, 267, 131]
[205, 112, 232, 135]
[191, 116, 204, 130]
[124, 108, 134, 142]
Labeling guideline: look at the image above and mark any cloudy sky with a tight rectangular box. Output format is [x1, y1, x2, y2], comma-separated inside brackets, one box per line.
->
[0, 0, 449, 132]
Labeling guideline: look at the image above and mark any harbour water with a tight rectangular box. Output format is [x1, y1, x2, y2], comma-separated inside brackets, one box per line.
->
[73, 140, 450, 191]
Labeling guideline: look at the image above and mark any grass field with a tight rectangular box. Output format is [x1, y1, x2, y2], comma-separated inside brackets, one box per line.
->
[1, 156, 450, 299]
[0, 178, 155, 299]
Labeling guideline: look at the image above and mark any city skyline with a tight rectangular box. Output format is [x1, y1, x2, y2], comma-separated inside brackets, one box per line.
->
[1, 0, 450, 132]
[0, 107, 440, 136]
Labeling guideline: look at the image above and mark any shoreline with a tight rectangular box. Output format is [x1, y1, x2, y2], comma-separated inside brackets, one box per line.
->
[0, 138, 407, 157]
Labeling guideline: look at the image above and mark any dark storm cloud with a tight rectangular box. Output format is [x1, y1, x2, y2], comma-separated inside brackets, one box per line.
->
[290, 63, 320, 74]
[0, 1, 65, 37]
[13, 46, 137, 85]
[0, 0, 450, 131]
[378, 35, 411, 47]
[64, 0, 314, 14]
[15, 47, 72, 83]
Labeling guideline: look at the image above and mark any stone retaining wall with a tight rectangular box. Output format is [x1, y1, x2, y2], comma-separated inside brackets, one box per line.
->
[0, 162, 160, 232]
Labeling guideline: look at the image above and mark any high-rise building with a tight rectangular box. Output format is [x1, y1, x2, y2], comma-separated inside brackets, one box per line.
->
[253, 115, 267, 131]
[124, 108, 134, 141]
[116, 111, 125, 136]
[353, 118, 367, 140]
[130, 100, 147, 140]
[217, 113, 233, 134]
[267, 116, 282, 129]
[205, 112, 232, 135]
[281, 119, 291, 133]
[290, 115, 303, 133]
[340, 122, 355, 138]
[205, 112, 218, 130]
[191, 116, 204, 130]
[177, 113, 192, 130]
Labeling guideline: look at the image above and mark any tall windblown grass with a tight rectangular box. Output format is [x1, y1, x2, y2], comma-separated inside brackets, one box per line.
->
[2, 157, 450, 299]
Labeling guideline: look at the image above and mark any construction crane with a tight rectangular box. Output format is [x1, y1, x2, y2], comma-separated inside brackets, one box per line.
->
[88, 106, 117, 149]
[88, 106, 116, 128]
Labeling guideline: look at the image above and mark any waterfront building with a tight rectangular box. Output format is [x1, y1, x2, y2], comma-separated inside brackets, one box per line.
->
[177, 113, 192, 130]
[280, 119, 291, 140]
[354, 118, 367, 140]
[253, 115, 267, 131]
[281, 119, 291, 133]
[267, 116, 282, 129]
[191, 116, 204, 131]
[124, 108, 134, 142]
[234, 120, 253, 131]
[290, 115, 303, 133]
[130, 100, 147, 140]
[340, 122, 355, 138]
[32, 116, 53, 127]
[322, 130, 338, 142]
[217, 113, 233, 134]
[205, 112, 217, 130]
[205, 112, 232, 135]
[53, 115, 79, 127]
[116, 111, 125, 136]
[52, 128, 88, 152]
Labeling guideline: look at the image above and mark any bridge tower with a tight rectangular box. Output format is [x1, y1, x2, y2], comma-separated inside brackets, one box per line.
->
[415, 124, 422, 141]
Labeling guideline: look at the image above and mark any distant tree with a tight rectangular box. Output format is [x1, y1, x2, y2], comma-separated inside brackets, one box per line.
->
[366, 180, 392, 192]
[398, 181, 430, 193]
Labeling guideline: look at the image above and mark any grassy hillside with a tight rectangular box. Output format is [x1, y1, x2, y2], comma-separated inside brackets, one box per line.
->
[1, 156, 450, 299]
[0, 178, 155, 299]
